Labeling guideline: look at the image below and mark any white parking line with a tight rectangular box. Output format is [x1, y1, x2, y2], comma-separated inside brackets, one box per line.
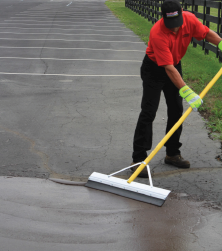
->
[15, 13, 114, 18]
[17, 12, 114, 17]
[0, 38, 144, 43]
[0, 46, 144, 52]
[0, 72, 140, 77]
[5, 19, 121, 25]
[17, 10, 113, 14]
[16, 15, 115, 19]
[1, 23, 126, 28]
[0, 57, 141, 62]
[0, 32, 137, 38]
[14, 17, 117, 21]
[9, 16, 119, 20]
[66, 2, 72, 7]
[0, 27, 133, 32]
[18, 10, 113, 14]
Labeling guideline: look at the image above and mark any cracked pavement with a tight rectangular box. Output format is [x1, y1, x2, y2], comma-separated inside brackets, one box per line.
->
[0, 0, 222, 250]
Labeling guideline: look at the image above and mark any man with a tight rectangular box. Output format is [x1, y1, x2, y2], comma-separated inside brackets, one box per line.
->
[131, 0, 222, 177]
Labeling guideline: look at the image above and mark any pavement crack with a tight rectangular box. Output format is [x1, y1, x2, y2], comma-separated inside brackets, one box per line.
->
[38, 10, 59, 74]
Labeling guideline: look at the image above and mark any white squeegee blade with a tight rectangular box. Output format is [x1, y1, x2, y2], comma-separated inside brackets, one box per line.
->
[85, 172, 171, 207]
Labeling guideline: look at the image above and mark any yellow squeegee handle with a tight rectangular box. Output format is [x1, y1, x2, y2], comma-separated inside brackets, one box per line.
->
[127, 67, 222, 184]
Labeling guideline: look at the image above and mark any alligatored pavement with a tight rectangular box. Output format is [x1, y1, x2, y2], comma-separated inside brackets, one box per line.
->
[0, 0, 222, 250]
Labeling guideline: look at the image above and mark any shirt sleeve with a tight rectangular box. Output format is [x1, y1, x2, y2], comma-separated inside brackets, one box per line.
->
[150, 37, 174, 66]
[192, 15, 210, 41]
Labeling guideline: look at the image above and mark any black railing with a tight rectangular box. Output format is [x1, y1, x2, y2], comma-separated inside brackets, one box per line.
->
[125, 0, 222, 62]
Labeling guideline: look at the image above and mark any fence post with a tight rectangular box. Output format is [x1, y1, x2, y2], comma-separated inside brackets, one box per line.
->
[152, 0, 155, 24]
[219, 1, 222, 62]
[202, 0, 206, 51]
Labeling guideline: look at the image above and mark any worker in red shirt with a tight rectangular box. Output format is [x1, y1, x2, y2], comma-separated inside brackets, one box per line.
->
[131, 0, 222, 177]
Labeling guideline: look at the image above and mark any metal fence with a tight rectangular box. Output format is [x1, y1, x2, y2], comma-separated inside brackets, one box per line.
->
[125, 0, 222, 62]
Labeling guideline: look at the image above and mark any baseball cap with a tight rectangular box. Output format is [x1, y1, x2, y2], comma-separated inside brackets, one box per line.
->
[161, 0, 183, 29]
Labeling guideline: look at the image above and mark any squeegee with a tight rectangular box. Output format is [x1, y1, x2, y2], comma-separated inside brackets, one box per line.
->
[85, 67, 222, 206]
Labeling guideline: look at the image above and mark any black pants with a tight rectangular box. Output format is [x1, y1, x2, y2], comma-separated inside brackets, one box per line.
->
[132, 55, 183, 162]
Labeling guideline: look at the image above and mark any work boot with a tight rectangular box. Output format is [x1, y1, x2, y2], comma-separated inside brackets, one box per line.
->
[164, 155, 190, 169]
[130, 162, 148, 178]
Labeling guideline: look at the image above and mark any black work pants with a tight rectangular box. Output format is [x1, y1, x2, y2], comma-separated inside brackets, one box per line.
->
[132, 55, 183, 162]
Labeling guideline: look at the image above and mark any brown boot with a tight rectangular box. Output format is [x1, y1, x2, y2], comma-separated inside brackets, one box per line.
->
[130, 162, 148, 178]
[165, 155, 190, 169]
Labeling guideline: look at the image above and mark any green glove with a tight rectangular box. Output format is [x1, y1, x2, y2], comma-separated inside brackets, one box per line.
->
[218, 40, 222, 51]
[179, 85, 203, 112]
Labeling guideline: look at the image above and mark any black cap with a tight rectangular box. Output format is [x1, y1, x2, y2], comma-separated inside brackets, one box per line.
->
[161, 0, 183, 29]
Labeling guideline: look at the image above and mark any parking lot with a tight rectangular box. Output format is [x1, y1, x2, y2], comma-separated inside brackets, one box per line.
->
[0, 0, 146, 179]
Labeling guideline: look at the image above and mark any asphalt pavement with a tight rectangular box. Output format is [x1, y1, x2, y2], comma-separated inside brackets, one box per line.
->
[0, 0, 222, 250]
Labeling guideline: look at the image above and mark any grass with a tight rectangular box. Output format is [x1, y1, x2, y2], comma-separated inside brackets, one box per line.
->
[105, 1, 152, 43]
[186, 5, 220, 31]
[105, 0, 222, 140]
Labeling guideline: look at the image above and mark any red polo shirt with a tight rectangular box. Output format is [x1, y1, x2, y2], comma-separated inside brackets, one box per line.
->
[146, 11, 209, 66]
